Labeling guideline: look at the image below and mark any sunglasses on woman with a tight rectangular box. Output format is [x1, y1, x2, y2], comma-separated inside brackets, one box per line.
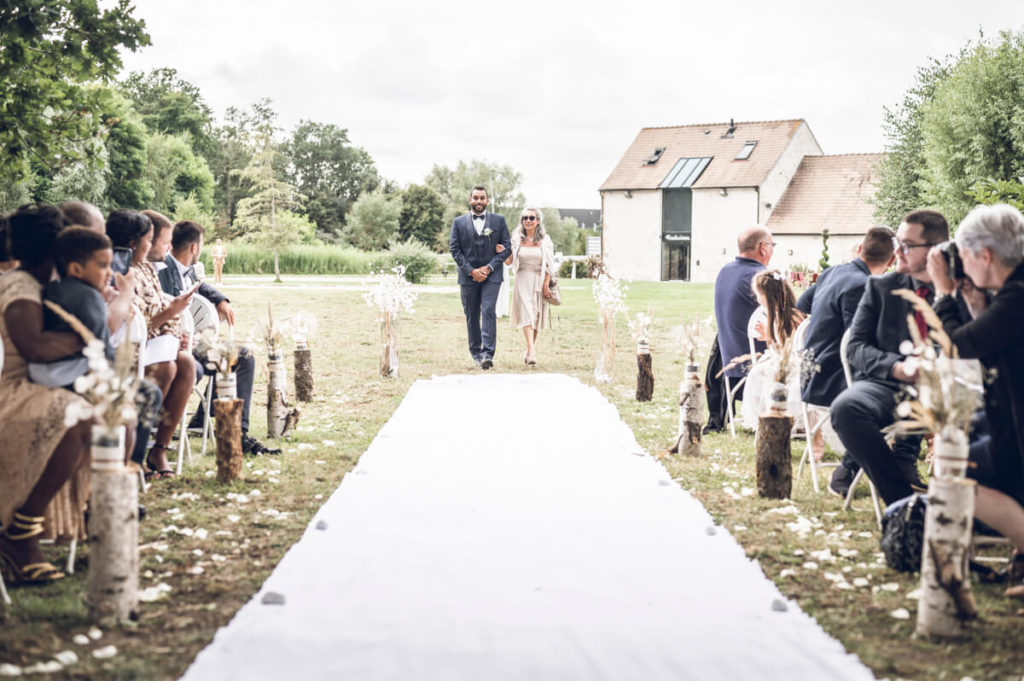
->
[522, 216, 537, 222]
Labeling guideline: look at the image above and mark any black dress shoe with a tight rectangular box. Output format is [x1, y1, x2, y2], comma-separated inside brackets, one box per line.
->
[241, 433, 282, 456]
[480, 357, 493, 370]
[828, 464, 855, 498]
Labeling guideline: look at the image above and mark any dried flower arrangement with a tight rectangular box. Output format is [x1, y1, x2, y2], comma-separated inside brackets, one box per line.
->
[251, 302, 292, 359]
[592, 273, 628, 383]
[363, 266, 418, 377]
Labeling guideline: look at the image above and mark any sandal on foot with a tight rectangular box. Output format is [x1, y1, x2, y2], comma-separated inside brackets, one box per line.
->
[145, 446, 176, 480]
[0, 512, 65, 586]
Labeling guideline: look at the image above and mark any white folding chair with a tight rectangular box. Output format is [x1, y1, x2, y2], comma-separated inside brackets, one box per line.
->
[837, 327, 884, 527]
[724, 306, 767, 437]
[189, 297, 223, 456]
[174, 312, 195, 476]
[794, 317, 840, 493]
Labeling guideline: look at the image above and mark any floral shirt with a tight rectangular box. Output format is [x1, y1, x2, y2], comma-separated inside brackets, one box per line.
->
[131, 261, 181, 339]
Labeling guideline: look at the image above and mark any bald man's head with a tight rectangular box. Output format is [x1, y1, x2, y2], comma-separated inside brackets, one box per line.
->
[59, 201, 105, 233]
[737, 226, 774, 266]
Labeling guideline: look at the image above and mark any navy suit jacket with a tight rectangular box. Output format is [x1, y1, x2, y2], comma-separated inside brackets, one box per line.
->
[43, 277, 113, 360]
[797, 259, 872, 406]
[157, 254, 228, 306]
[449, 213, 511, 286]
[713, 256, 765, 378]
[847, 272, 931, 388]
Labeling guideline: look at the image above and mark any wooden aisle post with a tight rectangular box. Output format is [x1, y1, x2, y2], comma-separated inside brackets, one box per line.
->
[294, 344, 314, 402]
[214, 398, 244, 482]
[916, 476, 978, 637]
[87, 426, 138, 625]
[671, 363, 703, 456]
[636, 340, 653, 401]
[756, 387, 793, 498]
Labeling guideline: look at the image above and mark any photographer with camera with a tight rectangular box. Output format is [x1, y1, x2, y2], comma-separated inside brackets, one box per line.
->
[928, 203, 1024, 584]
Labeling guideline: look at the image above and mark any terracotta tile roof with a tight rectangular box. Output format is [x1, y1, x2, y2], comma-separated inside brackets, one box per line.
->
[599, 119, 807, 191]
[765, 154, 884, 235]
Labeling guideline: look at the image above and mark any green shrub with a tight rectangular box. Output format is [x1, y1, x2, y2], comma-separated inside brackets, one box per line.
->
[370, 240, 438, 283]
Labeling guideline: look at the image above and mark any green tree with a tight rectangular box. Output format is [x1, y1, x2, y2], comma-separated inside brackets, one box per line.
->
[966, 177, 1024, 212]
[919, 31, 1024, 225]
[120, 67, 216, 159]
[233, 133, 305, 281]
[0, 0, 150, 184]
[424, 159, 526, 219]
[399, 184, 445, 247]
[343, 190, 400, 250]
[143, 132, 215, 214]
[872, 56, 956, 225]
[284, 120, 379, 240]
[539, 208, 584, 255]
[100, 87, 152, 210]
[209, 99, 278, 225]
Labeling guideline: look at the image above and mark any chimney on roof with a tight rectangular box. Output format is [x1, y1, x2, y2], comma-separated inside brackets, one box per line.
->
[723, 118, 737, 139]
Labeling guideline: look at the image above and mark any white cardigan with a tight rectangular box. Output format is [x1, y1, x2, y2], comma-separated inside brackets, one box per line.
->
[509, 233, 557, 297]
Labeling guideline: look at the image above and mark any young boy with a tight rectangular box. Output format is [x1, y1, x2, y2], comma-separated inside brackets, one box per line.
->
[29, 227, 115, 387]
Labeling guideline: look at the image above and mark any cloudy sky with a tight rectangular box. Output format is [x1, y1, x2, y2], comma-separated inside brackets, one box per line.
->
[118, 0, 1024, 209]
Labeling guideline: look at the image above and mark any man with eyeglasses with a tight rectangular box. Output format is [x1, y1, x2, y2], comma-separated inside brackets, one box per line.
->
[828, 210, 950, 503]
[449, 185, 512, 370]
[706, 226, 774, 432]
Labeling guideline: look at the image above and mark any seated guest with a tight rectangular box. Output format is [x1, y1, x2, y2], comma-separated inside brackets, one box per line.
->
[59, 200, 106, 233]
[707, 226, 773, 430]
[797, 226, 895, 463]
[740, 269, 806, 430]
[0, 204, 92, 585]
[927, 204, 1024, 579]
[153, 216, 278, 455]
[830, 210, 950, 503]
[29, 228, 115, 387]
[107, 210, 196, 479]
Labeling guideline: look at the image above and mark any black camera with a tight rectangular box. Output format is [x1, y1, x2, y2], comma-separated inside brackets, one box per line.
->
[111, 247, 133, 275]
[936, 241, 963, 280]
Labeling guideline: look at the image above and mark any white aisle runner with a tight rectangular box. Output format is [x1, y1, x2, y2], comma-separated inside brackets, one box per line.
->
[180, 374, 875, 681]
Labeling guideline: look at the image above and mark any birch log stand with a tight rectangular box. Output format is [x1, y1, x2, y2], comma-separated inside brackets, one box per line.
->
[87, 426, 139, 625]
[916, 476, 978, 638]
[267, 355, 300, 438]
[214, 398, 244, 482]
[756, 405, 793, 499]
[635, 340, 653, 402]
[294, 343, 314, 402]
[670, 363, 703, 456]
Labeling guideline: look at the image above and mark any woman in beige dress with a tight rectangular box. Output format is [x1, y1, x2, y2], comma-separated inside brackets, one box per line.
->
[504, 208, 556, 365]
[0, 204, 92, 587]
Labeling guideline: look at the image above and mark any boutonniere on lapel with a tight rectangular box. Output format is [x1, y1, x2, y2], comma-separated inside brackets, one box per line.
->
[482, 227, 493, 238]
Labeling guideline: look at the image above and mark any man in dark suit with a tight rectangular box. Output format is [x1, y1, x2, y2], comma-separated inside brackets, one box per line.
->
[150, 215, 277, 456]
[449, 185, 511, 369]
[829, 210, 949, 503]
[706, 226, 773, 430]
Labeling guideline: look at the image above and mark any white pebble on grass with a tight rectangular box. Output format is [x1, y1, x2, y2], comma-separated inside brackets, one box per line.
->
[92, 645, 117, 660]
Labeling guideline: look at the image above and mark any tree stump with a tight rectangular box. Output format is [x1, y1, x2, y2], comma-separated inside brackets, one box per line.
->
[380, 313, 399, 378]
[86, 466, 138, 625]
[916, 476, 978, 638]
[756, 411, 793, 498]
[294, 346, 314, 402]
[671, 366, 704, 456]
[214, 398, 244, 482]
[636, 341, 653, 402]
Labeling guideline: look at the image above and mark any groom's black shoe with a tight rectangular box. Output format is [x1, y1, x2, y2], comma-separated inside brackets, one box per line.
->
[480, 357, 493, 370]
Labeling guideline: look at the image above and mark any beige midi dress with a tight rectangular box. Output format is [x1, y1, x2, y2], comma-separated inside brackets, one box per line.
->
[0, 271, 90, 540]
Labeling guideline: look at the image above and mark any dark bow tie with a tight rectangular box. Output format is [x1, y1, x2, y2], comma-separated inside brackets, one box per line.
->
[472, 214, 485, 221]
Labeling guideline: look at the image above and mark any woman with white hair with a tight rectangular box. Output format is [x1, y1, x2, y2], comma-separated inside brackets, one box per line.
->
[928, 202, 1024, 589]
[503, 208, 556, 365]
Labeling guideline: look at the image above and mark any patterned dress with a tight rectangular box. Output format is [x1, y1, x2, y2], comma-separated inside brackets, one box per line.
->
[0, 270, 90, 540]
[131, 260, 182, 339]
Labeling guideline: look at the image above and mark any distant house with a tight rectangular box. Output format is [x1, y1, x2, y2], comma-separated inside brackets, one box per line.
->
[557, 208, 602, 231]
[598, 119, 882, 282]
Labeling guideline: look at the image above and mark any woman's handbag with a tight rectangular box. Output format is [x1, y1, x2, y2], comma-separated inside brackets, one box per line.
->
[547, 278, 562, 306]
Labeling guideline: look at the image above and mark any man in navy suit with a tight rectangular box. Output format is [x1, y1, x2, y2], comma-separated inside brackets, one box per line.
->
[449, 186, 512, 370]
[151, 215, 277, 456]
[829, 210, 950, 503]
[706, 226, 773, 428]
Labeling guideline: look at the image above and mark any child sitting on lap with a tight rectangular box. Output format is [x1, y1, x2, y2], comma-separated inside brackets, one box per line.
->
[29, 227, 114, 387]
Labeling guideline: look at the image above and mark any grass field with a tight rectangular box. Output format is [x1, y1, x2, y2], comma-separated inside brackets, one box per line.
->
[1, 274, 1021, 680]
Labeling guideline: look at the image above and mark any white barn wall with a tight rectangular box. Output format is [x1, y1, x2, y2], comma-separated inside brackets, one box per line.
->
[772, 234, 862, 273]
[601, 189, 661, 280]
[690, 187, 759, 283]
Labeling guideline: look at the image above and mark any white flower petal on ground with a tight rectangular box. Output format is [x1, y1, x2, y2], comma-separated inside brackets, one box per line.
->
[24, 661, 63, 674]
[779, 569, 796, 578]
[0, 663, 22, 676]
[187, 566, 204, 575]
[72, 634, 90, 646]
[802, 561, 819, 570]
[906, 588, 922, 600]
[227, 515, 240, 523]
[87, 627, 102, 640]
[194, 528, 209, 541]
[853, 577, 870, 588]
[91, 645, 117, 660]
[890, 608, 911, 620]
[880, 583, 900, 592]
